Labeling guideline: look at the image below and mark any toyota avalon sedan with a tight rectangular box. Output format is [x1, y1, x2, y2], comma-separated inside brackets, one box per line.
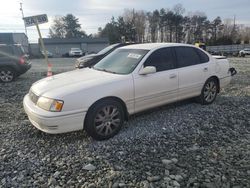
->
[23, 43, 236, 140]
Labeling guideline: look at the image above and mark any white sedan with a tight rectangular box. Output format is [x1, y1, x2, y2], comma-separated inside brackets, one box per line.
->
[23, 43, 236, 140]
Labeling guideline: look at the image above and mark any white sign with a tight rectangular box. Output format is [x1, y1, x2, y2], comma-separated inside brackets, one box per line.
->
[23, 14, 48, 27]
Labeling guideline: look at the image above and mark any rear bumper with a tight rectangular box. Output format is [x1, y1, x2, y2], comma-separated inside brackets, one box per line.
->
[23, 94, 86, 134]
[18, 63, 31, 75]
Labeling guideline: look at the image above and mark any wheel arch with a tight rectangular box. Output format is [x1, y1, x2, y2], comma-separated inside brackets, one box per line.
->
[84, 96, 129, 128]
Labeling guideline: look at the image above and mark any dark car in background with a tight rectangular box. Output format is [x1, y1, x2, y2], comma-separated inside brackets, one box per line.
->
[0, 44, 31, 82]
[75, 43, 134, 69]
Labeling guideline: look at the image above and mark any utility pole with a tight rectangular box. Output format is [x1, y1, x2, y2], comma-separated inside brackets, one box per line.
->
[20, 2, 28, 36]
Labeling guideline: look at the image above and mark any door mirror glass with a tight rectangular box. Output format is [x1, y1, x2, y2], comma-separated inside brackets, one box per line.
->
[139, 66, 156, 75]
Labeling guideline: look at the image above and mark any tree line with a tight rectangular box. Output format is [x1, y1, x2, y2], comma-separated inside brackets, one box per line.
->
[49, 4, 250, 45]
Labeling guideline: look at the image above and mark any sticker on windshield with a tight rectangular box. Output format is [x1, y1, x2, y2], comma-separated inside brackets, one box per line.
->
[127, 53, 142, 59]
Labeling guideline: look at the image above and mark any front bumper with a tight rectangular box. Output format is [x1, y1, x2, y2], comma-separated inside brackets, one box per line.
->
[23, 94, 86, 134]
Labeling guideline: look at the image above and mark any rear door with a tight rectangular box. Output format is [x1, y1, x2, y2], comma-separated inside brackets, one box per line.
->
[133, 47, 178, 113]
[174, 46, 210, 100]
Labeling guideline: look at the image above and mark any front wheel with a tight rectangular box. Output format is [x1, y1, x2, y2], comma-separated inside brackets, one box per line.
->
[84, 99, 124, 140]
[0, 67, 16, 82]
[198, 78, 218, 105]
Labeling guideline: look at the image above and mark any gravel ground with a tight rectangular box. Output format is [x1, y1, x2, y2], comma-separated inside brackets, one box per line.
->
[0, 57, 250, 188]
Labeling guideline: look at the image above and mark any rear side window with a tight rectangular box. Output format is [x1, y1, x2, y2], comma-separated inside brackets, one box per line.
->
[14, 46, 25, 56]
[175, 47, 200, 68]
[144, 47, 176, 72]
[195, 48, 209, 63]
[0, 46, 13, 57]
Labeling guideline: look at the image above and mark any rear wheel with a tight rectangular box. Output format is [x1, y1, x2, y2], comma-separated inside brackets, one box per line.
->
[85, 99, 124, 140]
[0, 67, 16, 82]
[198, 78, 218, 105]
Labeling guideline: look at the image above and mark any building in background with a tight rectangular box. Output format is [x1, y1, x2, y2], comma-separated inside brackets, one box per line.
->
[0, 33, 29, 53]
[38, 37, 109, 57]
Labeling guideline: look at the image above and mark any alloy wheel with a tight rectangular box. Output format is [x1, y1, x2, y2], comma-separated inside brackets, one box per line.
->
[203, 81, 217, 103]
[94, 105, 121, 136]
[0, 70, 14, 82]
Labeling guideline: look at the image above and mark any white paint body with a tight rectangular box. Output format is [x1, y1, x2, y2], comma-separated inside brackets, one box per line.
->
[23, 43, 232, 134]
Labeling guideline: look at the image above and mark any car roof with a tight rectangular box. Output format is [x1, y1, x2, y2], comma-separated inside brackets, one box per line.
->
[120, 43, 196, 50]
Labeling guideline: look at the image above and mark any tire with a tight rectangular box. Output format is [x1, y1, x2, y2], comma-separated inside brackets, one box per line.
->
[0, 67, 16, 83]
[84, 99, 124, 140]
[198, 78, 218, 105]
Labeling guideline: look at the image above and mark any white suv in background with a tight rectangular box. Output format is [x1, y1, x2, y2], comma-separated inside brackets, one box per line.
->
[239, 48, 250, 57]
[69, 48, 83, 57]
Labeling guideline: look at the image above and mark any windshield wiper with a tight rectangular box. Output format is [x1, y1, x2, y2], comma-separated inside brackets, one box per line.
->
[93, 67, 117, 74]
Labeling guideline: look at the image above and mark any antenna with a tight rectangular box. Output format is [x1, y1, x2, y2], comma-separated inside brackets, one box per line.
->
[20, 2, 28, 37]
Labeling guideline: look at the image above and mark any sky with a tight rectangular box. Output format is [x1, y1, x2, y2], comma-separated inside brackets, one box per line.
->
[0, 0, 250, 43]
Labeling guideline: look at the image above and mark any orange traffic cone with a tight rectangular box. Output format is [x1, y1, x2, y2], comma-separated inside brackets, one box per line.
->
[47, 63, 52, 77]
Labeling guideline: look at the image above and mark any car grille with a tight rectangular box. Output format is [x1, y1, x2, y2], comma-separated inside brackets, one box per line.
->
[29, 90, 39, 104]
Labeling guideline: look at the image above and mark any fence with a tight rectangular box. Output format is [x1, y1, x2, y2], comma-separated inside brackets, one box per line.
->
[207, 44, 250, 54]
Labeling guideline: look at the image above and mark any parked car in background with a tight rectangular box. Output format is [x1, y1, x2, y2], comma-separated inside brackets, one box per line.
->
[23, 43, 236, 140]
[69, 48, 83, 57]
[0, 44, 31, 82]
[239, 48, 250, 57]
[75, 43, 133, 69]
[41, 50, 53, 58]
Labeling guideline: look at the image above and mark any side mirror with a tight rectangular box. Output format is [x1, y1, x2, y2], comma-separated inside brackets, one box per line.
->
[139, 66, 156, 75]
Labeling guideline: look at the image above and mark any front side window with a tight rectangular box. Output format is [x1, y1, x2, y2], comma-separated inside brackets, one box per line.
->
[175, 47, 200, 68]
[93, 49, 149, 74]
[144, 48, 176, 72]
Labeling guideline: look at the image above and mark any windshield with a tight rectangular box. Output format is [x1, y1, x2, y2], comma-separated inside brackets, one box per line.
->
[97, 44, 119, 55]
[71, 48, 80, 51]
[93, 48, 149, 74]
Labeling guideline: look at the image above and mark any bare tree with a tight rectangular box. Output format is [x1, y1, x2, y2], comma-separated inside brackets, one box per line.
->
[49, 16, 65, 38]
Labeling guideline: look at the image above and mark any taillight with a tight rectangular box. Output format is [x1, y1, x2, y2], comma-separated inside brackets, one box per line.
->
[19, 56, 25, 64]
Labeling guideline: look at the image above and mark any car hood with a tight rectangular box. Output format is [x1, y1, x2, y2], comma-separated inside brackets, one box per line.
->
[31, 68, 121, 97]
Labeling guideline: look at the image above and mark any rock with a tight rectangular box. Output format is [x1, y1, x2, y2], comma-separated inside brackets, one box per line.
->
[83, 164, 96, 171]
[48, 177, 57, 186]
[141, 181, 150, 188]
[172, 180, 180, 187]
[174, 175, 183, 181]
[222, 175, 227, 182]
[112, 182, 119, 188]
[169, 175, 175, 179]
[53, 171, 60, 178]
[118, 183, 126, 187]
[88, 183, 96, 188]
[162, 159, 172, 165]
[147, 176, 161, 182]
[163, 177, 171, 182]
[165, 170, 170, 176]
[171, 158, 178, 164]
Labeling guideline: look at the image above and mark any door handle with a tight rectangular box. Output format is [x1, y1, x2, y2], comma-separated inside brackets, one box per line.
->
[169, 74, 177, 79]
[203, 67, 208, 72]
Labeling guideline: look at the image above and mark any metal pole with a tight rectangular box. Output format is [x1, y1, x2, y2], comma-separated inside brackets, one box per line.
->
[20, 3, 28, 36]
[35, 20, 49, 67]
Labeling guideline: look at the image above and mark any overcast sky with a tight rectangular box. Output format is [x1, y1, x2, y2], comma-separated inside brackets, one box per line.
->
[0, 0, 250, 43]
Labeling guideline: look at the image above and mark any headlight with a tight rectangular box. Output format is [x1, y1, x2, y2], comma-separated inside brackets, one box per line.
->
[37, 96, 64, 112]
